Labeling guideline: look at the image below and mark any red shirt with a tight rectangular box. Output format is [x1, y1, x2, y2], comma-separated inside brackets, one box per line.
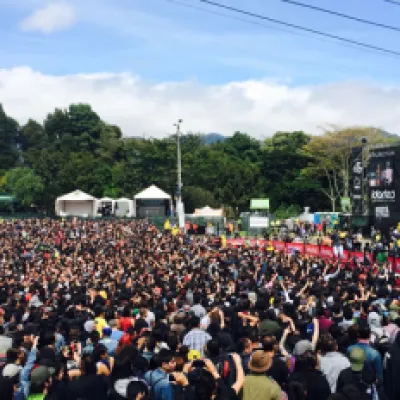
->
[318, 316, 332, 332]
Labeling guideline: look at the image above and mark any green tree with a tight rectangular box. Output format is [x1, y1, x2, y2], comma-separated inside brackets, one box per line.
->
[304, 126, 393, 211]
[5, 167, 44, 207]
[261, 131, 325, 211]
[0, 104, 19, 171]
[183, 186, 220, 213]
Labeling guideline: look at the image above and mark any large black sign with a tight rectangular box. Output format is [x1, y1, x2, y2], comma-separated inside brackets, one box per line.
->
[368, 147, 400, 229]
[351, 147, 364, 216]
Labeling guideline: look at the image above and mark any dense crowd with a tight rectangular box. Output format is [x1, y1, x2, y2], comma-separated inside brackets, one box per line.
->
[0, 218, 399, 400]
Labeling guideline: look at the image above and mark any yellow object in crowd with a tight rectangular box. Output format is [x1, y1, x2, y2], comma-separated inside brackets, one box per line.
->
[164, 219, 171, 231]
[221, 234, 227, 248]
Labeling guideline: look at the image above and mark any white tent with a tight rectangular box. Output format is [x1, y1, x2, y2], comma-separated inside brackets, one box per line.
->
[194, 206, 224, 217]
[134, 185, 172, 200]
[55, 190, 98, 217]
[134, 185, 172, 218]
[115, 197, 134, 217]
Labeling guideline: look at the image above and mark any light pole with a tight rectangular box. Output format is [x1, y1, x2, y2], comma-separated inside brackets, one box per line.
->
[174, 119, 185, 229]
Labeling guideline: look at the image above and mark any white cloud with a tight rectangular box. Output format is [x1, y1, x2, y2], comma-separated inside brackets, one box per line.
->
[19, 2, 76, 34]
[1, 67, 400, 138]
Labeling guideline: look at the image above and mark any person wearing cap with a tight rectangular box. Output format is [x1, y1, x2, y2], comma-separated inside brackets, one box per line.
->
[347, 325, 383, 384]
[27, 365, 55, 400]
[241, 350, 282, 400]
[289, 350, 331, 400]
[99, 326, 118, 356]
[336, 347, 367, 393]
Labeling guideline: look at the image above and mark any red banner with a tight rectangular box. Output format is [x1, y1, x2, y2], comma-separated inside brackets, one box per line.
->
[226, 238, 245, 247]
[320, 246, 334, 259]
[305, 244, 320, 257]
[340, 250, 351, 262]
[286, 242, 305, 255]
[273, 241, 286, 252]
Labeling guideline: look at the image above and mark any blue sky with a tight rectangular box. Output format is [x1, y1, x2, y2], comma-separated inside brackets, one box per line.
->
[2, 0, 400, 84]
[1, 0, 400, 137]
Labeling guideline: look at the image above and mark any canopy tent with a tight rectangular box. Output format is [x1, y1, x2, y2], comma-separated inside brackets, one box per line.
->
[55, 190, 98, 217]
[194, 206, 224, 217]
[134, 185, 172, 200]
[115, 197, 134, 217]
[134, 185, 172, 218]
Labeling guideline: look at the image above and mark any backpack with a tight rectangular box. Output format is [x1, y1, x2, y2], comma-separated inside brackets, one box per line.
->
[212, 354, 237, 387]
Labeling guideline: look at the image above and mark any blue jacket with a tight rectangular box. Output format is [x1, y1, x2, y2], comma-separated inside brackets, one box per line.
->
[145, 369, 173, 400]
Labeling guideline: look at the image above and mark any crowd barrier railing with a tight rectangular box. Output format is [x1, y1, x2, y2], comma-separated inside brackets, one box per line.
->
[225, 238, 400, 273]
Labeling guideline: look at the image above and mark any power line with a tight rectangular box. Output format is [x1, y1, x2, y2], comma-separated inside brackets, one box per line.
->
[165, 0, 400, 57]
[281, 0, 400, 32]
[197, 0, 400, 57]
[165, 0, 310, 37]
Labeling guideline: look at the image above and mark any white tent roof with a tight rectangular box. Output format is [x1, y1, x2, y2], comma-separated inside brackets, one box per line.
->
[134, 185, 171, 200]
[57, 190, 97, 202]
[99, 197, 114, 202]
[194, 206, 224, 217]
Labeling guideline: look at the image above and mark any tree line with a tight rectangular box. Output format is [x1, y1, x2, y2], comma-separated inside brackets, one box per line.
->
[0, 103, 396, 216]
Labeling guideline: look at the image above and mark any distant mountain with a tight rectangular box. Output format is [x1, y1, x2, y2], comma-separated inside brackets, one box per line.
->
[203, 133, 227, 144]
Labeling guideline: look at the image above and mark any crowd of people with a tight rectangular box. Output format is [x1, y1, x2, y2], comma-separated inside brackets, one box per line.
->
[0, 218, 399, 400]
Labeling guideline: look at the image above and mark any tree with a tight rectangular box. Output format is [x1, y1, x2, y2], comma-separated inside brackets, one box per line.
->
[304, 127, 393, 211]
[0, 104, 19, 171]
[183, 186, 220, 213]
[261, 131, 326, 211]
[5, 167, 44, 207]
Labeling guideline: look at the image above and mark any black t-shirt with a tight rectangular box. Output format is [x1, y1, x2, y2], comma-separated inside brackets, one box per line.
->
[266, 355, 289, 391]
[290, 370, 331, 400]
[67, 374, 108, 400]
[215, 378, 239, 400]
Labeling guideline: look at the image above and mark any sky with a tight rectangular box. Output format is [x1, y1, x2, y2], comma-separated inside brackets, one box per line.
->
[1, 0, 400, 138]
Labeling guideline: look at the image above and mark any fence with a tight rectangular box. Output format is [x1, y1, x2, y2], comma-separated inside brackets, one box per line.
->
[225, 238, 400, 273]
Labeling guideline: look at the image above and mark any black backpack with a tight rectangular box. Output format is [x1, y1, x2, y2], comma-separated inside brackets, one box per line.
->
[212, 354, 237, 387]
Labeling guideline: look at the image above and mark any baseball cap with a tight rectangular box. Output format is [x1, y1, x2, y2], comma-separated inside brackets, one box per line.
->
[2, 364, 22, 378]
[349, 347, 366, 372]
[293, 340, 313, 356]
[84, 320, 95, 333]
[187, 350, 201, 361]
[102, 326, 112, 337]
[30, 366, 55, 385]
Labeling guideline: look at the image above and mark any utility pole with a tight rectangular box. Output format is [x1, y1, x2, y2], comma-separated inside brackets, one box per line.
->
[174, 119, 185, 229]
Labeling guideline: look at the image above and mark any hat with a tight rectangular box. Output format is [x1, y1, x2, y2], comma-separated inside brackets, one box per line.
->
[293, 340, 313, 356]
[102, 326, 112, 337]
[30, 366, 55, 385]
[248, 350, 271, 373]
[187, 350, 201, 361]
[84, 320, 95, 333]
[349, 347, 366, 372]
[2, 364, 22, 378]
